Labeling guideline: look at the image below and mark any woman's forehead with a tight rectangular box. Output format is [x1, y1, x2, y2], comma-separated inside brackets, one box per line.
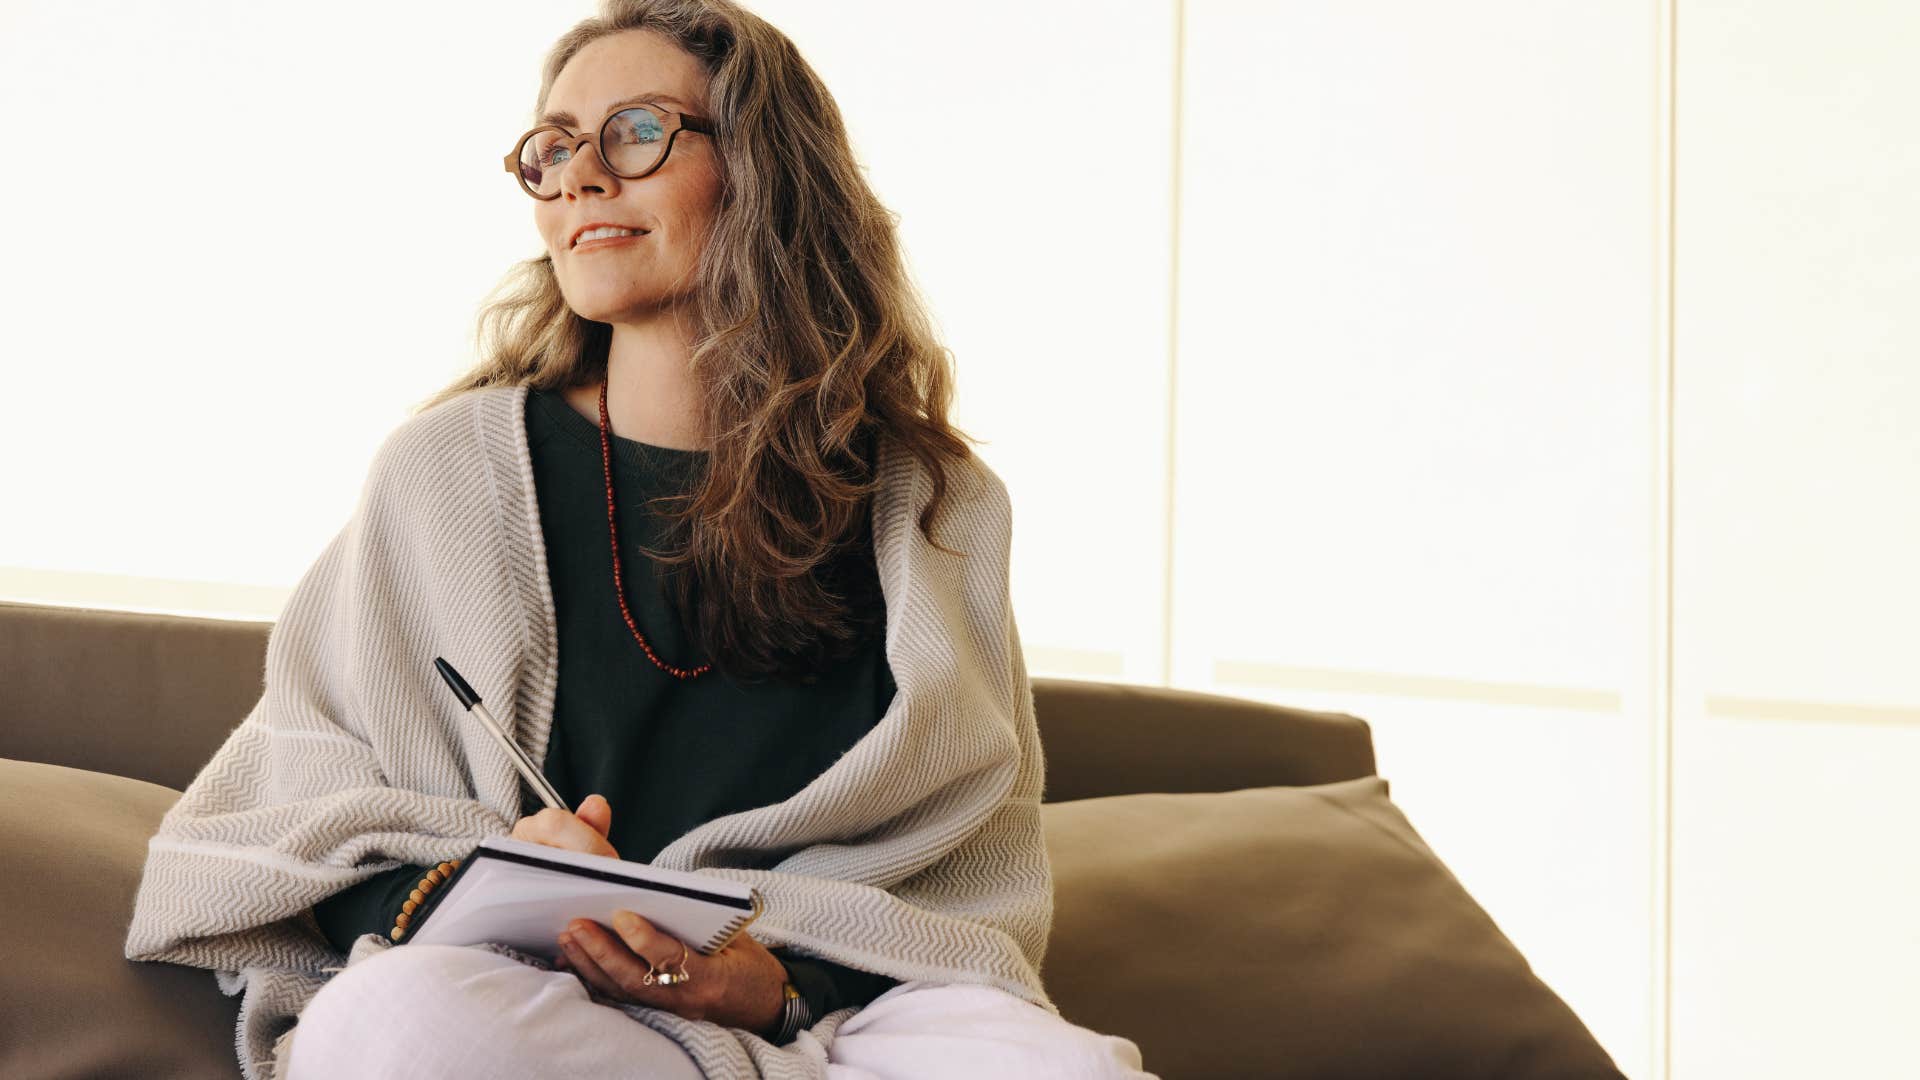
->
[536, 89, 696, 130]
[546, 31, 709, 119]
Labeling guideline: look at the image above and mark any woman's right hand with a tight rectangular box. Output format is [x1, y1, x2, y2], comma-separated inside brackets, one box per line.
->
[511, 792, 621, 860]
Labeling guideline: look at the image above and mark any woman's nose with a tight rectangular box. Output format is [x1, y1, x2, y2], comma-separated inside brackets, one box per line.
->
[558, 138, 618, 196]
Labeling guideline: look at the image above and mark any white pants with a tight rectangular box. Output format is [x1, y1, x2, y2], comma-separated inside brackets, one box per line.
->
[282, 943, 1155, 1079]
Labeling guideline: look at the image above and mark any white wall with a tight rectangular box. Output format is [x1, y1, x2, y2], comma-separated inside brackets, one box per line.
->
[1671, 2, 1920, 1077]
[1172, 2, 1660, 1073]
[0, 0, 599, 615]
[6, 3, 1916, 1077]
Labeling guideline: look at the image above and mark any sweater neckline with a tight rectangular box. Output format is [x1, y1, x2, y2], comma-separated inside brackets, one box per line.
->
[528, 384, 709, 476]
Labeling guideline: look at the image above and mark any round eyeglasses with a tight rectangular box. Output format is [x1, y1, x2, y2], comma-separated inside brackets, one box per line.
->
[504, 103, 715, 200]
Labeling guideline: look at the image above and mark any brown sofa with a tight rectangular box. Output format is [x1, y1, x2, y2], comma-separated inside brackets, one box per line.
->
[0, 599, 1625, 1079]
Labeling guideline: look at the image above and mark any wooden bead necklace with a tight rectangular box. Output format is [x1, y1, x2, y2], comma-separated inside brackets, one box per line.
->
[596, 377, 712, 680]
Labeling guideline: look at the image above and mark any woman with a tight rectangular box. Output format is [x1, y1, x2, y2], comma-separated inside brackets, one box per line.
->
[122, 2, 1154, 1077]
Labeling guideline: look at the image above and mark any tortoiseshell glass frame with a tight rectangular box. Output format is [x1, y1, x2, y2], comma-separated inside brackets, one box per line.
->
[504, 103, 715, 200]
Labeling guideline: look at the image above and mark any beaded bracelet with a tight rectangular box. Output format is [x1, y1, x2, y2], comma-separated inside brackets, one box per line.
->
[388, 859, 461, 942]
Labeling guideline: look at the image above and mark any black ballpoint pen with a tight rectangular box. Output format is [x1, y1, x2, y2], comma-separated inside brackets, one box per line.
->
[433, 656, 567, 811]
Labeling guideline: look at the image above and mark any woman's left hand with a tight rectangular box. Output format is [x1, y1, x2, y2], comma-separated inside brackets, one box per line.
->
[555, 910, 788, 1036]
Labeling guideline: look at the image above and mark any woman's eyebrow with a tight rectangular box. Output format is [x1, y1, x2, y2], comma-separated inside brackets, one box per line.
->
[537, 91, 690, 128]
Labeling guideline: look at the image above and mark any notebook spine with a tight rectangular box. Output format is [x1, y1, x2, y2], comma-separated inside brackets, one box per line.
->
[700, 888, 765, 954]
[399, 849, 478, 942]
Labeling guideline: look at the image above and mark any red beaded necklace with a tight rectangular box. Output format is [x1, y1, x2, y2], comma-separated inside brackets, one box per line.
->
[594, 377, 712, 680]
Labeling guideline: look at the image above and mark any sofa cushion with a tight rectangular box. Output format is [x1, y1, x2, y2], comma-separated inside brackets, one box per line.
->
[0, 758, 238, 1079]
[1039, 775, 1625, 1079]
[6, 753, 1624, 1079]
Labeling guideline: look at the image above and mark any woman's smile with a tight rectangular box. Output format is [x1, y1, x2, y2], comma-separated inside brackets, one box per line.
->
[574, 232, 649, 253]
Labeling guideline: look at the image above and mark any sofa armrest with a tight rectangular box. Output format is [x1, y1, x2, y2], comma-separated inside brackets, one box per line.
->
[0, 600, 1378, 803]
[1031, 676, 1376, 802]
[0, 600, 269, 792]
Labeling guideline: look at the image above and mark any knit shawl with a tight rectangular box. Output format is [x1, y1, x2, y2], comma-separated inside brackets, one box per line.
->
[122, 383, 1055, 1078]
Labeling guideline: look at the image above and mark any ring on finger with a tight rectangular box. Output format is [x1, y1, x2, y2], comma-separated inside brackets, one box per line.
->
[646, 940, 692, 986]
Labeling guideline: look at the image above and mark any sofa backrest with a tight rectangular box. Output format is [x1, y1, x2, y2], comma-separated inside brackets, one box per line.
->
[0, 599, 1375, 797]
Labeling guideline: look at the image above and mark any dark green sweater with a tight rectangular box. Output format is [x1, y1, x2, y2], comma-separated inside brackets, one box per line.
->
[311, 385, 901, 1036]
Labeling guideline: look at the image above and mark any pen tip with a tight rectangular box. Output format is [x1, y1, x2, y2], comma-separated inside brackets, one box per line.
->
[433, 657, 482, 709]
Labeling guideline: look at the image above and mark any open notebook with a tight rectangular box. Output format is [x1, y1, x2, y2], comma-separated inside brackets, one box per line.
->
[402, 834, 766, 964]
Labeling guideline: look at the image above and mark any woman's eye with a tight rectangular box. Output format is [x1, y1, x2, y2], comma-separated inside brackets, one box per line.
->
[613, 113, 665, 144]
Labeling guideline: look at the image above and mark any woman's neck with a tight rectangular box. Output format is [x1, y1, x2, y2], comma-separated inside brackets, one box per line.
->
[570, 321, 707, 451]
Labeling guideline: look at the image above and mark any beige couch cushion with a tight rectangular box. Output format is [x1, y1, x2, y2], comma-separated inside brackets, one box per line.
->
[4, 754, 1622, 1079]
[0, 758, 238, 1078]
[1040, 775, 1626, 1078]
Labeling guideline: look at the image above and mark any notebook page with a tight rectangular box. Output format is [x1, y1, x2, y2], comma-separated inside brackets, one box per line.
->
[405, 837, 762, 962]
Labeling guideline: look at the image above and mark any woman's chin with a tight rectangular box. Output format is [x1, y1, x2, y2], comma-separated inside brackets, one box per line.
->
[561, 294, 660, 324]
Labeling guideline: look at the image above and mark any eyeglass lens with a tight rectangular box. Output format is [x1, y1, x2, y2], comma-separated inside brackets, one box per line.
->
[517, 107, 670, 197]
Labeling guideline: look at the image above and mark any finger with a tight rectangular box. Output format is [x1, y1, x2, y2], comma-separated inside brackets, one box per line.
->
[574, 793, 613, 837]
[570, 919, 672, 1002]
[543, 807, 609, 850]
[559, 929, 622, 999]
[525, 808, 621, 858]
[611, 910, 688, 970]
[609, 911, 709, 1007]
[557, 810, 620, 859]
